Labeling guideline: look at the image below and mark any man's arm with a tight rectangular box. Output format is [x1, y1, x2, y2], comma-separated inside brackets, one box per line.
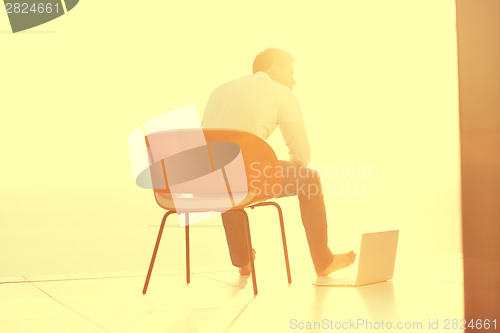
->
[278, 89, 311, 166]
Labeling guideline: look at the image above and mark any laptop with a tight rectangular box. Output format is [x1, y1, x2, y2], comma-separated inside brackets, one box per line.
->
[314, 230, 399, 287]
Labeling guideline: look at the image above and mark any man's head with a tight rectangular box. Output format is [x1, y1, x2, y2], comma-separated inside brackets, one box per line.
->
[253, 48, 296, 89]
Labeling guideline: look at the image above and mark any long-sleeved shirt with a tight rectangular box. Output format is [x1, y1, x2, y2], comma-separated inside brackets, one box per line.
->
[201, 72, 311, 166]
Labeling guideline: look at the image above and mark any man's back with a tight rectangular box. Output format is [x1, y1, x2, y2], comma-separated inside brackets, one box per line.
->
[202, 72, 310, 166]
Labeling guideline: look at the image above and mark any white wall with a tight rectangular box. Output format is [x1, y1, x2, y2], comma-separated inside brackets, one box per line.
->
[0, 0, 460, 277]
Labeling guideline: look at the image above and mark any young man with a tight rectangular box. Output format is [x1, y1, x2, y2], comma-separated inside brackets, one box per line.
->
[202, 48, 356, 276]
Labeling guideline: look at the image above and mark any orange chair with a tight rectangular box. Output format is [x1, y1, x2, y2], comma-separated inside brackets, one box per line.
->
[141, 129, 291, 295]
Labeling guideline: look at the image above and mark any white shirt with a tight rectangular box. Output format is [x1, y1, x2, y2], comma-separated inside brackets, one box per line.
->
[202, 72, 311, 166]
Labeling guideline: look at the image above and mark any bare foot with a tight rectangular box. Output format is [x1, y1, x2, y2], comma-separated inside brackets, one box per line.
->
[316, 251, 357, 276]
[239, 249, 257, 275]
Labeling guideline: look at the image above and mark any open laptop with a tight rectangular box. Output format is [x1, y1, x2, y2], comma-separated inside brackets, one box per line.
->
[314, 230, 399, 287]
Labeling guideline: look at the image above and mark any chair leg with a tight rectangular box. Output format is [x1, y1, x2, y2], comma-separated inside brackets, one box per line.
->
[185, 213, 190, 284]
[250, 202, 292, 284]
[241, 210, 258, 295]
[143, 211, 175, 294]
[274, 203, 292, 284]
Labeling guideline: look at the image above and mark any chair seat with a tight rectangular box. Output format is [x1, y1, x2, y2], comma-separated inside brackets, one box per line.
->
[154, 189, 263, 212]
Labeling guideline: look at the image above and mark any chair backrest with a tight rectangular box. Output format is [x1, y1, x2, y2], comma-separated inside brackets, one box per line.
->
[145, 128, 282, 211]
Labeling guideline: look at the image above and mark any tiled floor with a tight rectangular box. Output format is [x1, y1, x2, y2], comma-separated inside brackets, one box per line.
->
[0, 257, 464, 333]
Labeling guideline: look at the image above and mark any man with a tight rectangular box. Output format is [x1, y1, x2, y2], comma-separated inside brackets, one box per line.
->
[202, 48, 356, 276]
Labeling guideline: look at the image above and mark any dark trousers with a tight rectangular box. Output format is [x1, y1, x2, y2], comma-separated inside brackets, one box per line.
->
[221, 160, 334, 274]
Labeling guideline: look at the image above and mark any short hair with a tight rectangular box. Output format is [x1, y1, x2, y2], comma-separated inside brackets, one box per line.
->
[252, 48, 295, 74]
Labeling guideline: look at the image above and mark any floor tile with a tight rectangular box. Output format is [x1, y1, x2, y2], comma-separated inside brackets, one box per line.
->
[0, 317, 108, 333]
[91, 307, 250, 333]
[0, 283, 76, 321]
[0, 276, 26, 284]
[396, 258, 464, 284]
[24, 268, 185, 283]
[31, 274, 232, 319]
